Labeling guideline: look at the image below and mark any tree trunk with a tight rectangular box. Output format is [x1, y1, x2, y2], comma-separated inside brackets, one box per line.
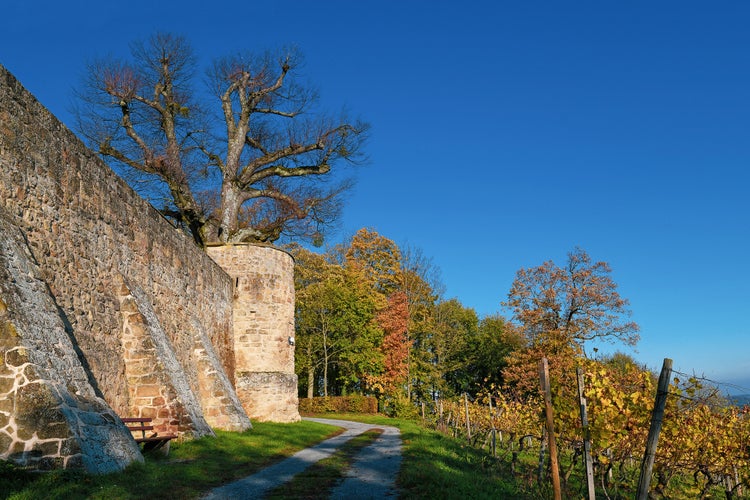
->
[322, 327, 329, 397]
[218, 181, 242, 243]
[306, 341, 314, 399]
[307, 366, 314, 399]
[406, 341, 412, 400]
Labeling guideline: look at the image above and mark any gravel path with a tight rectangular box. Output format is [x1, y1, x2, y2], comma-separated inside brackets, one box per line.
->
[202, 417, 402, 500]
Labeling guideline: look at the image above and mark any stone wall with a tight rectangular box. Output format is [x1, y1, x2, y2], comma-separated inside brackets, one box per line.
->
[0, 64, 258, 471]
[0, 210, 143, 473]
[207, 245, 300, 423]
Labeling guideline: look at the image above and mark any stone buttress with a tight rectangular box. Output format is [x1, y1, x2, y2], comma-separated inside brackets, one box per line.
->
[0, 210, 142, 473]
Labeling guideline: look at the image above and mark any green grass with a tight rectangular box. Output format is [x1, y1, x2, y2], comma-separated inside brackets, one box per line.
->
[1, 420, 340, 500]
[265, 428, 384, 499]
[304, 413, 524, 499]
[4, 413, 722, 499]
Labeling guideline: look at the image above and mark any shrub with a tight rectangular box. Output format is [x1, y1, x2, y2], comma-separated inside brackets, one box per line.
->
[381, 393, 419, 418]
[299, 395, 378, 414]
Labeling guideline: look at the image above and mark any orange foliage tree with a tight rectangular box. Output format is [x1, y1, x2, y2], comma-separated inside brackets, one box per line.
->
[502, 247, 639, 395]
[375, 291, 410, 395]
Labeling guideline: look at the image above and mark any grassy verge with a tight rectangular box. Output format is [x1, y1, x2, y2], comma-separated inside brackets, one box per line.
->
[1, 420, 340, 500]
[12, 412, 714, 499]
[265, 429, 384, 499]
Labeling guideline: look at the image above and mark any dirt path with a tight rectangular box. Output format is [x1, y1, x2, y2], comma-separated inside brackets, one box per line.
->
[202, 417, 402, 500]
[309, 418, 402, 499]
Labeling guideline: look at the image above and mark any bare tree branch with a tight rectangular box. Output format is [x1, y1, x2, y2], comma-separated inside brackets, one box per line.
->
[74, 34, 368, 246]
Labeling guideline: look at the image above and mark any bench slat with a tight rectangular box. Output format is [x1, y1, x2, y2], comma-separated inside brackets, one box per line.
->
[126, 425, 154, 432]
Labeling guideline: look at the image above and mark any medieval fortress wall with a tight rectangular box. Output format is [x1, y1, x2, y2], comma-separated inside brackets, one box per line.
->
[0, 65, 298, 473]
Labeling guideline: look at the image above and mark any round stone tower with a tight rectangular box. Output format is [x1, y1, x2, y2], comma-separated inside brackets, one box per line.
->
[206, 243, 300, 423]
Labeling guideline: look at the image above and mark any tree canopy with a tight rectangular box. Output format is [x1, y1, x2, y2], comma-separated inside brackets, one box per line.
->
[502, 247, 640, 394]
[75, 33, 368, 247]
[504, 247, 639, 351]
[290, 228, 525, 408]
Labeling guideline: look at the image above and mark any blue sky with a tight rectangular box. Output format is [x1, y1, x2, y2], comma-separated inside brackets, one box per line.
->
[3, 1, 749, 392]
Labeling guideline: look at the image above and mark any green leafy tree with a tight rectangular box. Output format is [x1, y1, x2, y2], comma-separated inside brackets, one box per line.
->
[468, 314, 524, 391]
[430, 298, 479, 397]
[292, 246, 381, 397]
[398, 244, 441, 402]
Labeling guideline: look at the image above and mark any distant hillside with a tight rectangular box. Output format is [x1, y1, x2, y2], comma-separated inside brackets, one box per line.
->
[728, 394, 750, 407]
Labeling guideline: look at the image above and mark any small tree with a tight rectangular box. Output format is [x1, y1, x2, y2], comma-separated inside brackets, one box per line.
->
[505, 247, 639, 351]
[502, 247, 639, 394]
[75, 33, 368, 247]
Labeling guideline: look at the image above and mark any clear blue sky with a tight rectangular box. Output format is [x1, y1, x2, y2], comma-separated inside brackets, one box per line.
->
[3, 1, 749, 392]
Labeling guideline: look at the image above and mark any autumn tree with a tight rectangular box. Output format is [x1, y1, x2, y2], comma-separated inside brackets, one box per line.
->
[75, 33, 368, 246]
[291, 245, 382, 397]
[502, 247, 639, 394]
[374, 291, 409, 395]
[341, 228, 402, 297]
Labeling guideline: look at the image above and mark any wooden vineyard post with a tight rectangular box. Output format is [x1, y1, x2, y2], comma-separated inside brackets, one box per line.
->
[463, 392, 472, 441]
[488, 396, 497, 457]
[636, 358, 673, 500]
[576, 366, 596, 500]
[438, 399, 444, 432]
[539, 357, 562, 500]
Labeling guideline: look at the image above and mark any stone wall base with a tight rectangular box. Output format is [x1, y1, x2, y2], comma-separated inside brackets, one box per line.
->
[236, 372, 301, 423]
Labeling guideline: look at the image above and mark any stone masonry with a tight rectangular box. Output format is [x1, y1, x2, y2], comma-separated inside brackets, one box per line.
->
[207, 244, 300, 423]
[0, 210, 143, 473]
[0, 63, 297, 471]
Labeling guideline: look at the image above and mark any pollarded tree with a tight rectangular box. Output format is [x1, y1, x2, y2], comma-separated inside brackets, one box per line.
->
[75, 33, 368, 247]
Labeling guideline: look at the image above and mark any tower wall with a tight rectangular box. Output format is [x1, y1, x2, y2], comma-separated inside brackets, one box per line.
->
[206, 244, 300, 423]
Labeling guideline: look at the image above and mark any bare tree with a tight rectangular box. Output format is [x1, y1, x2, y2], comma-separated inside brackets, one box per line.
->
[75, 33, 368, 246]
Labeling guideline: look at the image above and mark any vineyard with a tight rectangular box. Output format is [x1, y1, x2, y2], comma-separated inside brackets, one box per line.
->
[418, 358, 750, 499]
[291, 238, 748, 498]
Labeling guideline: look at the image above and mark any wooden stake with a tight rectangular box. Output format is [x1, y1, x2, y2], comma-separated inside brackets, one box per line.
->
[576, 366, 596, 500]
[463, 392, 472, 441]
[488, 396, 497, 457]
[636, 358, 673, 500]
[539, 357, 562, 500]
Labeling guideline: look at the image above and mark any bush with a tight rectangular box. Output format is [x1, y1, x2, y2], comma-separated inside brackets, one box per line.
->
[299, 395, 378, 414]
[381, 393, 419, 418]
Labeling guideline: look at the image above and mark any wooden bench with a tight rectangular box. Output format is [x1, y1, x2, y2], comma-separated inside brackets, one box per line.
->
[121, 417, 177, 454]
